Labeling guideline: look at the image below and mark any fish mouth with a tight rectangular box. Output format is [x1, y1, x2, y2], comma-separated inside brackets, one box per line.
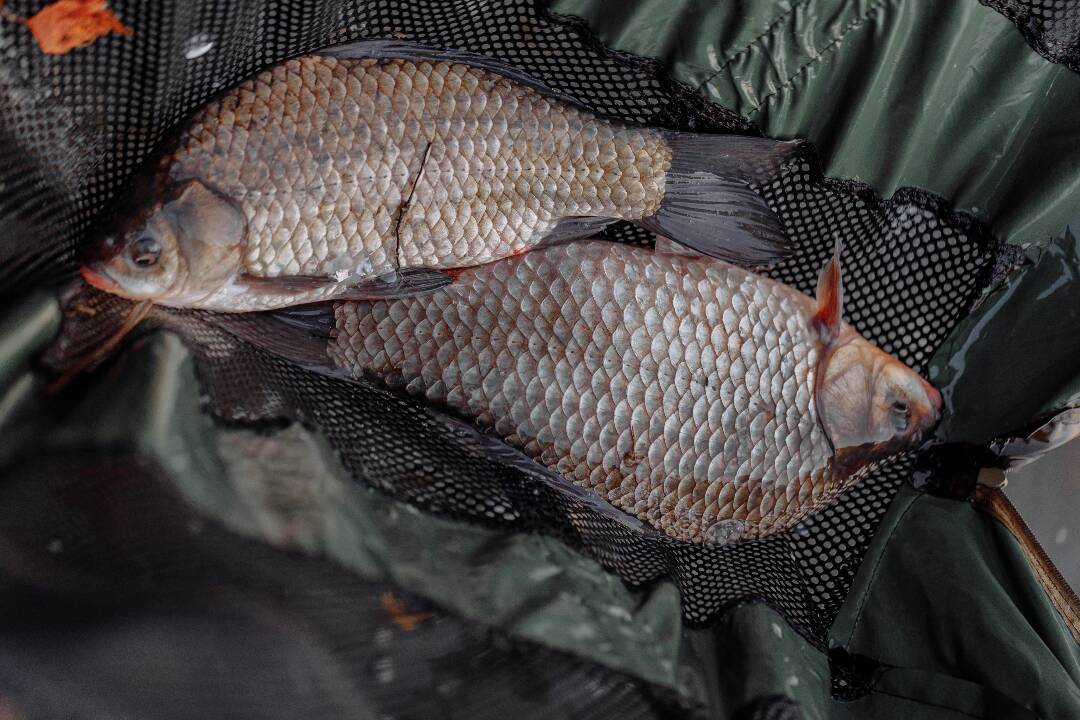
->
[80, 265, 122, 293]
[919, 377, 943, 417]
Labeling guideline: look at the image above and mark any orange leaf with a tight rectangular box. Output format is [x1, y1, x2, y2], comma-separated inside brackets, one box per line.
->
[380, 592, 433, 632]
[24, 0, 132, 55]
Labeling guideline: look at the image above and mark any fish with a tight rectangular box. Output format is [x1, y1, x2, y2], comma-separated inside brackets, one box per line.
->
[234, 240, 942, 543]
[79, 39, 803, 312]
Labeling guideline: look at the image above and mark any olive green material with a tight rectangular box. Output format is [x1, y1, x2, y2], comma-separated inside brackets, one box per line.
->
[930, 225, 1080, 444]
[551, 0, 1080, 244]
[0, 292, 60, 467]
[552, 0, 1080, 440]
[831, 485, 1080, 718]
[43, 333, 239, 519]
[680, 603, 833, 717]
[0, 291, 59, 392]
[26, 332, 690, 697]
[198, 422, 688, 695]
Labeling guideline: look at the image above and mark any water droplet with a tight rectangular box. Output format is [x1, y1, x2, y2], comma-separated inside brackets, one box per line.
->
[374, 627, 393, 647]
[704, 518, 745, 545]
[184, 33, 214, 60]
[371, 656, 395, 684]
[1056, 527, 1069, 545]
[46, 538, 63, 554]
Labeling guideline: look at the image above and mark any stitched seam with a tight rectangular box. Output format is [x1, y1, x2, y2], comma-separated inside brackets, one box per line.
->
[753, 0, 903, 117]
[708, 0, 812, 76]
[843, 492, 919, 646]
[750, 0, 899, 117]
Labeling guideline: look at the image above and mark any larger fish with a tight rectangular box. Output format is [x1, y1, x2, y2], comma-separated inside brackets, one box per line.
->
[80, 40, 801, 312]
[244, 241, 941, 543]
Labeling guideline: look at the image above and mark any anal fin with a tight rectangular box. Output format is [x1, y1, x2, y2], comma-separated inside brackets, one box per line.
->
[427, 408, 659, 537]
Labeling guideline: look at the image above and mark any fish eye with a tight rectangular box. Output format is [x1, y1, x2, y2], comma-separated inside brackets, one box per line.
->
[890, 399, 910, 432]
[129, 236, 161, 268]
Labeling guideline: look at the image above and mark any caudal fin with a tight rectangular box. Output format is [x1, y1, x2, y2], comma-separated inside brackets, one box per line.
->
[637, 133, 803, 266]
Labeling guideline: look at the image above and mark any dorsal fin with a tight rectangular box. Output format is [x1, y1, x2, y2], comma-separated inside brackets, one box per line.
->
[812, 236, 843, 344]
[317, 39, 587, 109]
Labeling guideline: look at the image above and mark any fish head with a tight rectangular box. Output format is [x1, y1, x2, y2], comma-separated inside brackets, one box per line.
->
[81, 179, 245, 305]
[809, 238, 941, 467]
[816, 331, 942, 462]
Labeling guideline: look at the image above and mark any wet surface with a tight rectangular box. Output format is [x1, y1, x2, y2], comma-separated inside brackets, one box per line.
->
[1006, 438, 1080, 593]
[999, 212, 1080, 594]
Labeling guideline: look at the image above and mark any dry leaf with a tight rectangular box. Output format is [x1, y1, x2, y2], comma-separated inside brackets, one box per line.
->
[23, 0, 132, 55]
[380, 592, 432, 632]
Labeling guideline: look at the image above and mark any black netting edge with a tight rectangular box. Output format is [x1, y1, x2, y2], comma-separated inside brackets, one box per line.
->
[542, 2, 757, 134]
[980, 0, 1080, 73]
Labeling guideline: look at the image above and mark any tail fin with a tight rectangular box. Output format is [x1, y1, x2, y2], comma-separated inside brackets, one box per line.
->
[637, 133, 803, 266]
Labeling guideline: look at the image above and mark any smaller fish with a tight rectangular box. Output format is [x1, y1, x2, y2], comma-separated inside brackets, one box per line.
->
[79, 40, 803, 312]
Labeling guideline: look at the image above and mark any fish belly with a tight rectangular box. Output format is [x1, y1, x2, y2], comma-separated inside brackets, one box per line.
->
[165, 56, 669, 282]
[330, 242, 837, 542]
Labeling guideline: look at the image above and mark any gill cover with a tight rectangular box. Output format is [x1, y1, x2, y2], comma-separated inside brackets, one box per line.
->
[161, 179, 246, 290]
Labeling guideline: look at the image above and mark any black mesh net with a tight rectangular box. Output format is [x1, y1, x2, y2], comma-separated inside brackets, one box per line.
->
[2, 0, 1018, 713]
[981, 0, 1080, 72]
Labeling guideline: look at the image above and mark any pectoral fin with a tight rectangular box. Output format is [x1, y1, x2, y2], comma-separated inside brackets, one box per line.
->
[238, 274, 334, 292]
[337, 268, 453, 300]
[239, 268, 453, 301]
[537, 216, 616, 248]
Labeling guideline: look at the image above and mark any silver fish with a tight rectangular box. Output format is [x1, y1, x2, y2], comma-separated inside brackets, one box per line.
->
[81, 40, 801, 312]
[247, 241, 941, 543]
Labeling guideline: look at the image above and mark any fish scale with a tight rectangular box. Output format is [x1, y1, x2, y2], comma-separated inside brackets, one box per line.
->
[329, 241, 841, 542]
[166, 55, 669, 280]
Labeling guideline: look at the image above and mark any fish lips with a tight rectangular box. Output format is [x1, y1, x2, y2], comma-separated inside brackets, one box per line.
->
[911, 377, 944, 440]
[80, 264, 122, 293]
[922, 378, 943, 416]
[78, 223, 129, 292]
